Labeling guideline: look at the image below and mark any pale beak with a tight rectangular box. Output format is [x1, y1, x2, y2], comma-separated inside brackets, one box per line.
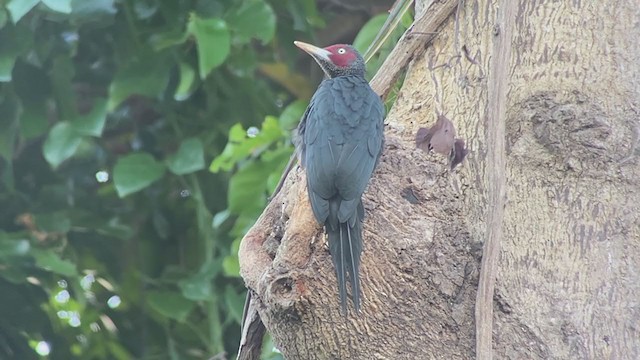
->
[294, 41, 332, 62]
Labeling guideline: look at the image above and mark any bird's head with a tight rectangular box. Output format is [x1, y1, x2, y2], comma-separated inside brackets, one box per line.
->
[294, 41, 365, 78]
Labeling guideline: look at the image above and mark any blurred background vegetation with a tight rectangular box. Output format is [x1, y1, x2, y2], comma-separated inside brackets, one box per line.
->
[0, 0, 408, 358]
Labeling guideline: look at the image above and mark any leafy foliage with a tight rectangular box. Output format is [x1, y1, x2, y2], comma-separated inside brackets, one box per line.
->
[0, 0, 405, 358]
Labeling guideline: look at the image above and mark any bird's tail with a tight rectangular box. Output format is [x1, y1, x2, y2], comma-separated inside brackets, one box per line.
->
[326, 201, 364, 314]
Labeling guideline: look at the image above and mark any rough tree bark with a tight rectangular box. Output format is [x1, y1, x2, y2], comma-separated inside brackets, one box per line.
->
[238, 0, 640, 359]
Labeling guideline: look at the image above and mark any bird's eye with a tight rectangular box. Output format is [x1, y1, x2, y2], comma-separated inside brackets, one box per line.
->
[337, 48, 346, 54]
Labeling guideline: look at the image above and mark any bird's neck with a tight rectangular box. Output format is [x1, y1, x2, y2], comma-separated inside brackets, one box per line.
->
[324, 67, 365, 79]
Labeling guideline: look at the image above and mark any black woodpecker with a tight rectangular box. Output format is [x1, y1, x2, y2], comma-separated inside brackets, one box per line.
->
[294, 41, 385, 314]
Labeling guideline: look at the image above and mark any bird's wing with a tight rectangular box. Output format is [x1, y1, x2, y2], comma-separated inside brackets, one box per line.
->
[293, 100, 314, 167]
[304, 80, 384, 224]
[333, 87, 384, 222]
[303, 82, 337, 223]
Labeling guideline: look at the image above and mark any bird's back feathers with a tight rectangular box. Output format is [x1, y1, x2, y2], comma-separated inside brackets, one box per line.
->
[297, 75, 384, 314]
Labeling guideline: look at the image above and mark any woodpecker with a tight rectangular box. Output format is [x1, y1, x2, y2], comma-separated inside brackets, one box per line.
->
[294, 41, 385, 314]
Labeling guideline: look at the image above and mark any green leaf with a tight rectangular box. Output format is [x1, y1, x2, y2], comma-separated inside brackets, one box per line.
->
[0, 265, 28, 283]
[178, 277, 210, 302]
[113, 153, 166, 197]
[0, 94, 21, 162]
[0, 163, 14, 190]
[31, 249, 77, 276]
[262, 335, 285, 360]
[0, 9, 8, 29]
[209, 116, 285, 173]
[42, 0, 72, 14]
[178, 261, 219, 301]
[166, 138, 205, 175]
[226, 0, 276, 44]
[132, 1, 158, 19]
[209, 124, 246, 172]
[227, 161, 272, 214]
[94, 218, 134, 240]
[262, 146, 293, 194]
[20, 103, 48, 139]
[363, 0, 411, 59]
[400, 7, 414, 28]
[107, 342, 134, 360]
[147, 291, 195, 322]
[287, 0, 324, 30]
[229, 215, 255, 238]
[353, 13, 388, 54]
[356, 8, 409, 78]
[43, 122, 82, 168]
[51, 55, 77, 120]
[0, 239, 30, 259]
[6, 0, 39, 23]
[279, 100, 308, 130]
[149, 29, 189, 51]
[212, 210, 230, 228]
[258, 62, 313, 99]
[107, 50, 172, 111]
[71, 98, 107, 136]
[174, 62, 197, 101]
[152, 211, 169, 239]
[222, 255, 240, 277]
[34, 212, 72, 233]
[69, 0, 116, 19]
[187, 15, 230, 79]
[0, 24, 33, 82]
[224, 286, 245, 324]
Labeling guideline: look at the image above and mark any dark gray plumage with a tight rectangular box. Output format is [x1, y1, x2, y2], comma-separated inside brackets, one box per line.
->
[294, 41, 384, 314]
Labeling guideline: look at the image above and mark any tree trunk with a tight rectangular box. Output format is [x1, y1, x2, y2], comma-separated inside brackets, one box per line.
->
[238, 0, 640, 359]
